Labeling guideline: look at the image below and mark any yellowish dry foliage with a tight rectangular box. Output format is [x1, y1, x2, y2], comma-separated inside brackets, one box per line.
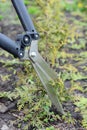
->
[34, 0, 77, 65]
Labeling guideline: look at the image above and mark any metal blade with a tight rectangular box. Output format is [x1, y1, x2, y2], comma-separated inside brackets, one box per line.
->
[29, 41, 64, 114]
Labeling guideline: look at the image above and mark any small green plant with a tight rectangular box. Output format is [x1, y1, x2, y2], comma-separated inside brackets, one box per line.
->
[46, 126, 55, 130]
[77, 0, 87, 13]
[62, 0, 87, 14]
[24, 0, 41, 15]
[61, 0, 78, 12]
[74, 97, 87, 129]
[24, 0, 30, 6]
[0, 15, 3, 21]
[28, 6, 41, 15]
[48, 78, 70, 103]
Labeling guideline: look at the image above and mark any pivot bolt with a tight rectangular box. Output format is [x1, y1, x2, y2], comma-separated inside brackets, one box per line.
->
[19, 52, 24, 58]
[24, 36, 29, 42]
[22, 34, 31, 46]
[34, 34, 39, 40]
[30, 52, 36, 57]
[23, 35, 30, 43]
[20, 52, 23, 56]
[35, 34, 39, 38]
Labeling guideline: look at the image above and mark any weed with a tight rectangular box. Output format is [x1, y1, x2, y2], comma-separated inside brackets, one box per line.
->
[74, 97, 87, 129]
[62, 0, 87, 13]
[32, 0, 76, 65]
[0, 15, 3, 21]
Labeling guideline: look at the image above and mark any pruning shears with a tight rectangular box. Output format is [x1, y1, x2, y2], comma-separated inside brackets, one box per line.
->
[0, 0, 64, 114]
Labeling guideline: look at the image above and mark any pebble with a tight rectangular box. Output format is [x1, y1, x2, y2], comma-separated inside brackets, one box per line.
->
[1, 123, 17, 130]
[0, 103, 7, 113]
[1, 124, 9, 130]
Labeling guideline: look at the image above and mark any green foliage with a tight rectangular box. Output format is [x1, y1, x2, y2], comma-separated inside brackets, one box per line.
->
[28, 6, 40, 15]
[33, 0, 75, 65]
[68, 42, 86, 50]
[77, 0, 87, 12]
[48, 78, 70, 102]
[61, 71, 87, 81]
[24, 0, 30, 6]
[62, 0, 87, 13]
[0, 15, 3, 21]
[61, 0, 78, 12]
[24, 0, 41, 15]
[0, 71, 59, 129]
[74, 97, 87, 128]
[0, 91, 14, 100]
[15, 62, 67, 129]
[62, 112, 75, 124]
[46, 126, 55, 130]
[0, 59, 71, 129]
[0, 87, 54, 129]
[0, 1, 10, 12]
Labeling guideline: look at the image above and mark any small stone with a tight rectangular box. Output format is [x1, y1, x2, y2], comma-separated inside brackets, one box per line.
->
[0, 103, 8, 113]
[1, 124, 9, 130]
[30, 52, 36, 57]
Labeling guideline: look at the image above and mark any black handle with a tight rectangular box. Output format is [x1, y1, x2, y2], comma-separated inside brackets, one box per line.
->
[0, 33, 22, 58]
[11, 0, 37, 33]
